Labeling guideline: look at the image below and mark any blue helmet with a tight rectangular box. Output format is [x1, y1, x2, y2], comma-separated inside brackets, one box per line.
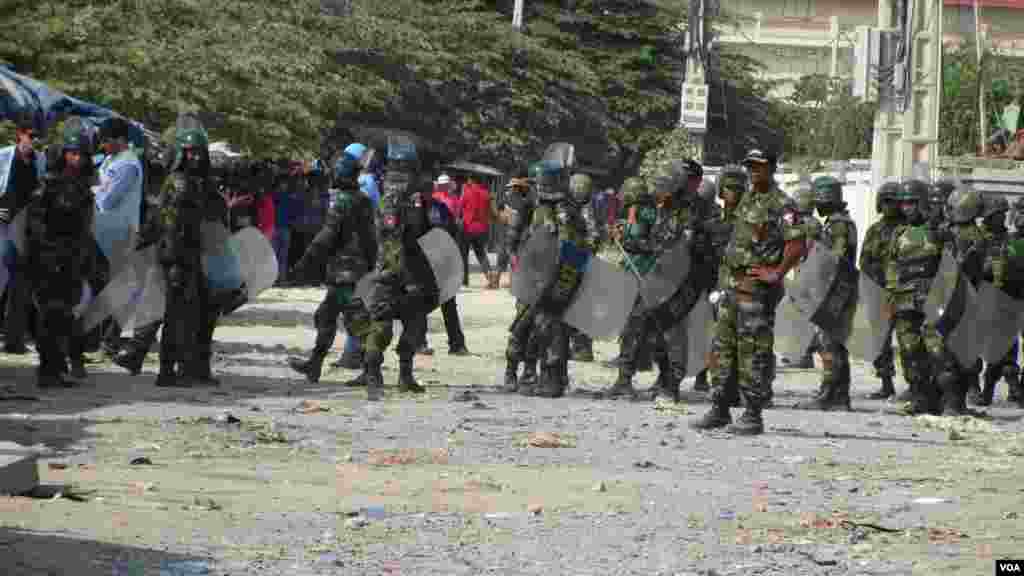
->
[334, 142, 367, 180]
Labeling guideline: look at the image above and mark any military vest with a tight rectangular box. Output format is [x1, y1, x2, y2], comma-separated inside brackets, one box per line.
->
[823, 212, 858, 269]
[859, 218, 900, 284]
[886, 223, 942, 312]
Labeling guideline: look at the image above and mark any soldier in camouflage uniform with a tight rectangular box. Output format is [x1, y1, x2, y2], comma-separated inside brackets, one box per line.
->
[359, 137, 438, 401]
[796, 176, 857, 411]
[691, 150, 807, 435]
[568, 173, 597, 363]
[978, 194, 1016, 406]
[698, 165, 748, 396]
[502, 173, 541, 394]
[883, 182, 943, 415]
[525, 145, 601, 398]
[25, 121, 96, 388]
[287, 144, 377, 384]
[930, 185, 987, 416]
[859, 182, 904, 399]
[603, 170, 685, 400]
[1002, 198, 1024, 406]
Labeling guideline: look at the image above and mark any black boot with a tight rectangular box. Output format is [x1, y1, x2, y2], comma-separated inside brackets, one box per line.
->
[651, 370, 680, 403]
[726, 402, 764, 436]
[868, 375, 895, 399]
[606, 369, 637, 399]
[330, 350, 364, 370]
[364, 351, 384, 401]
[289, 352, 326, 384]
[938, 372, 962, 417]
[155, 365, 191, 388]
[518, 361, 538, 396]
[693, 369, 709, 392]
[536, 363, 566, 398]
[397, 357, 425, 393]
[501, 360, 519, 393]
[978, 370, 999, 407]
[796, 378, 836, 411]
[690, 399, 732, 430]
[114, 346, 147, 376]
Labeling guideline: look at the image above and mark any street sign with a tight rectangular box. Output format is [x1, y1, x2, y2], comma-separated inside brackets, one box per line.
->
[680, 83, 709, 134]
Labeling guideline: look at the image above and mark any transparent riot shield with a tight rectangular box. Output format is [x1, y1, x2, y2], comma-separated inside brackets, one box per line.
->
[510, 228, 559, 305]
[417, 227, 464, 305]
[638, 235, 692, 311]
[562, 255, 638, 340]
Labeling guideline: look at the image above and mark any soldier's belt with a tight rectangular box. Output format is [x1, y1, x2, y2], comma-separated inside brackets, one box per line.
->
[896, 257, 939, 284]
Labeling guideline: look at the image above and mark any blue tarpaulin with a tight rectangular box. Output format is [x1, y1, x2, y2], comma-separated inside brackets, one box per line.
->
[0, 65, 145, 148]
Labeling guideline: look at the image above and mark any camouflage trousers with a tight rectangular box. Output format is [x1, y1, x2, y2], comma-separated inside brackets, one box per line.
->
[310, 284, 372, 359]
[506, 300, 540, 370]
[363, 275, 435, 360]
[710, 289, 780, 408]
[818, 328, 850, 389]
[892, 313, 937, 401]
[872, 320, 896, 380]
[619, 294, 687, 386]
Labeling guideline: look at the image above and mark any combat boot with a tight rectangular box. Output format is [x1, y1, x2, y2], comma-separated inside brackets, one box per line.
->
[501, 363, 519, 393]
[155, 365, 192, 388]
[693, 369, 710, 392]
[937, 372, 962, 416]
[605, 370, 637, 399]
[397, 357, 425, 393]
[1008, 372, 1022, 404]
[113, 347, 147, 376]
[867, 375, 895, 399]
[651, 371, 680, 403]
[726, 403, 764, 436]
[288, 352, 326, 384]
[796, 379, 836, 411]
[330, 350, 363, 370]
[536, 364, 566, 398]
[518, 361, 538, 396]
[978, 370, 999, 407]
[364, 351, 384, 401]
[690, 398, 732, 430]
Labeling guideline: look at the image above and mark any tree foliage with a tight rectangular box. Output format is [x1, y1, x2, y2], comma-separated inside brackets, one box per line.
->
[940, 46, 1024, 157]
[0, 0, 773, 177]
[771, 74, 875, 164]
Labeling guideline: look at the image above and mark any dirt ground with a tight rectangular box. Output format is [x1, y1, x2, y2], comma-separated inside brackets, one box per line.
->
[1, 278, 1022, 575]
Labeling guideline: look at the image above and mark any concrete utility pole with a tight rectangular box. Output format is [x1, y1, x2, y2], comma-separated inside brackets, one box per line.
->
[868, 0, 944, 222]
[681, 0, 710, 162]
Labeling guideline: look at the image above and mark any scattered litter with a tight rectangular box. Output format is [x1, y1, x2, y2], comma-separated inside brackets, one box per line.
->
[470, 401, 490, 410]
[190, 496, 221, 511]
[719, 509, 736, 520]
[451, 390, 480, 402]
[129, 457, 153, 466]
[296, 400, 329, 414]
[914, 414, 996, 435]
[364, 505, 386, 519]
[798, 549, 839, 566]
[345, 515, 369, 529]
[159, 559, 211, 575]
[517, 432, 576, 448]
[913, 497, 951, 505]
[633, 460, 663, 470]
[838, 520, 902, 533]
[215, 412, 241, 424]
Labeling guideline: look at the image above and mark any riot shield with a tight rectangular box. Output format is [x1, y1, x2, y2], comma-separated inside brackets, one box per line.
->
[81, 245, 164, 333]
[562, 254, 638, 340]
[638, 235, 692, 311]
[847, 274, 892, 362]
[924, 250, 958, 324]
[925, 251, 983, 368]
[975, 282, 1024, 364]
[417, 227, 463, 305]
[233, 227, 278, 300]
[201, 221, 243, 292]
[684, 296, 715, 378]
[509, 228, 559, 305]
[773, 273, 817, 359]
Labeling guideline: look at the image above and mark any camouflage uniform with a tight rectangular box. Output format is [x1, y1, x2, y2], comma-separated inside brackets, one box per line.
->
[796, 176, 857, 411]
[360, 139, 438, 401]
[568, 174, 598, 362]
[858, 183, 903, 398]
[607, 161, 708, 401]
[503, 174, 541, 394]
[26, 135, 95, 388]
[930, 186, 987, 415]
[979, 195, 1017, 405]
[287, 144, 377, 384]
[528, 166, 600, 398]
[885, 183, 943, 415]
[692, 150, 806, 435]
[786, 181, 821, 369]
[1004, 199, 1024, 405]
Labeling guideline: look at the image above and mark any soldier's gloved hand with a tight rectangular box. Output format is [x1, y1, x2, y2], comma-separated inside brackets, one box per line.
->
[0, 208, 10, 224]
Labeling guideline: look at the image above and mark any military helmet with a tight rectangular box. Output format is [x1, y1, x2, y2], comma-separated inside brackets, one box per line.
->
[982, 194, 1010, 219]
[719, 164, 748, 189]
[742, 203, 773, 226]
[946, 184, 983, 224]
[334, 142, 367, 181]
[652, 159, 687, 196]
[569, 173, 593, 204]
[61, 117, 95, 155]
[683, 158, 704, 179]
[175, 112, 209, 150]
[813, 175, 843, 208]
[620, 177, 648, 206]
[876, 181, 903, 212]
[795, 183, 815, 215]
[931, 179, 957, 205]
